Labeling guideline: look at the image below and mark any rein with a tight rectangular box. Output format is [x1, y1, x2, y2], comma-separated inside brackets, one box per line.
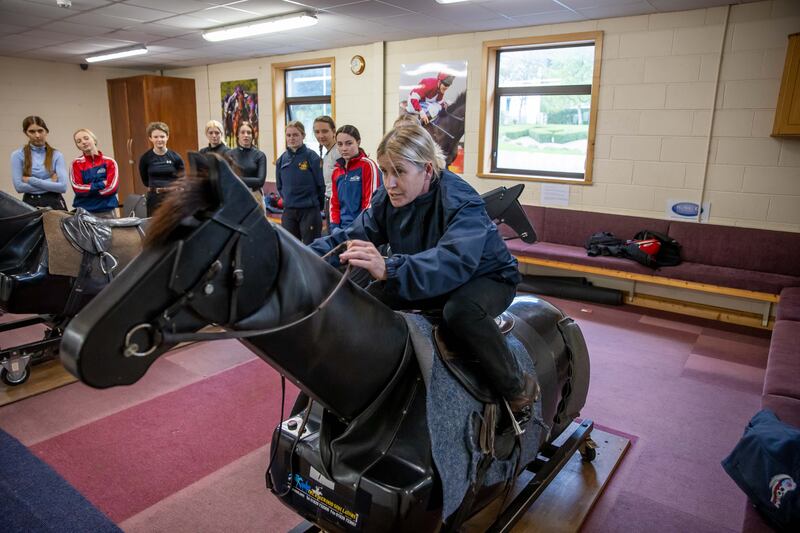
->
[429, 110, 465, 140]
[123, 237, 353, 357]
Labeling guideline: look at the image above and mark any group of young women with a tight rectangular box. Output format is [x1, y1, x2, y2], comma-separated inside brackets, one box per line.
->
[8, 112, 535, 426]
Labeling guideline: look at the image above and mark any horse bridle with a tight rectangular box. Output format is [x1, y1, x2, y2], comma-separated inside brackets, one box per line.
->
[123, 226, 353, 358]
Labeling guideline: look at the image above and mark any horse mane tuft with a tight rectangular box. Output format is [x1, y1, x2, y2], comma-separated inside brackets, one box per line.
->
[143, 156, 220, 247]
[449, 90, 467, 110]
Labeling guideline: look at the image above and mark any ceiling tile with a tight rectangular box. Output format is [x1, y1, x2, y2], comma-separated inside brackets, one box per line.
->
[104, 29, 169, 42]
[488, 0, 569, 18]
[61, 11, 139, 29]
[509, 10, 588, 26]
[98, 3, 177, 22]
[125, 0, 212, 15]
[27, 0, 114, 10]
[0, 12, 50, 28]
[327, 1, 412, 20]
[40, 19, 112, 37]
[0, 22, 27, 36]
[0, 0, 74, 19]
[0, 35, 38, 52]
[14, 29, 83, 45]
[288, 0, 367, 9]
[151, 14, 213, 29]
[576, 1, 655, 18]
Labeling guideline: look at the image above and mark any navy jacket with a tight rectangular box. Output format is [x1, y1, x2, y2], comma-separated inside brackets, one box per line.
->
[311, 169, 521, 301]
[276, 144, 324, 210]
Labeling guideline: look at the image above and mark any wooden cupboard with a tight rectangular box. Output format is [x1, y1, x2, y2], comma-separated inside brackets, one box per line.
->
[773, 33, 800, 137]
[107, 75, 198, 202]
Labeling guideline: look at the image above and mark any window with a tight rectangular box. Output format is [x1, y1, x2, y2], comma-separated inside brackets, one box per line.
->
[479, 32, 602, 184]
[285, 66, 332, 137]
[272, 58, 335, 159]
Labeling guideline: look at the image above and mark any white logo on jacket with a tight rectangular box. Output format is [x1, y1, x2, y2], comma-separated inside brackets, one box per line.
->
[769, 474, 796, 508]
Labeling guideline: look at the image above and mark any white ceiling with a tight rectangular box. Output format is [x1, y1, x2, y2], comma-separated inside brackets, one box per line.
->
[0, 0, 760, 69]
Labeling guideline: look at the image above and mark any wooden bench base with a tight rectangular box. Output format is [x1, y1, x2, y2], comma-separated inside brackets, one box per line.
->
[515, 255, 777, 329]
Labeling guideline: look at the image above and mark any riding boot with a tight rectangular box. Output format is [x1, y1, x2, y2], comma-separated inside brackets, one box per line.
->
[507, 373, 539, 425]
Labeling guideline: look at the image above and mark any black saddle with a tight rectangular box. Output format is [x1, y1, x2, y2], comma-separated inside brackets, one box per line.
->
[432, 312, 516, 404]
[0, 192, 45, 273]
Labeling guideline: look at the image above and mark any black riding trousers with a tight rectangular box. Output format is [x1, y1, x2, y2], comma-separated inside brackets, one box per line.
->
[367, 275, 524, 399]
[282, 207, 321, 244]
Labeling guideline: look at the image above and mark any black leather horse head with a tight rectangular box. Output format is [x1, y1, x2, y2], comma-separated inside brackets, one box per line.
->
[481, 184, 537, 244]
[61, 152, 279, 387]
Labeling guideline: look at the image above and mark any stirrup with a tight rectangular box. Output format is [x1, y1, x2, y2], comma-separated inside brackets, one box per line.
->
[503, 399, 526, 436]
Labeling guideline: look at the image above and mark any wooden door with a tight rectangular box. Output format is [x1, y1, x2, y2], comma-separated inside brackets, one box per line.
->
[143, 76, 198, 172]
[107, 78, 136, 202]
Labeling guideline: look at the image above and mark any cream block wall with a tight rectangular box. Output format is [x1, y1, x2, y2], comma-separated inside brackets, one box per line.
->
[0, 57, 151, 205]
[166, 41, 385, 175]
[164, 0, 799, 231]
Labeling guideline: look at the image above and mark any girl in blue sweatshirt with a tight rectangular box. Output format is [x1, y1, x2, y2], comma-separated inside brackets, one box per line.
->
[276, 121, 325, 244]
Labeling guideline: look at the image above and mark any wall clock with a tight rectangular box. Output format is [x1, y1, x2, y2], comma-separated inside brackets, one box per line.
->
[350, 55, 365, 75]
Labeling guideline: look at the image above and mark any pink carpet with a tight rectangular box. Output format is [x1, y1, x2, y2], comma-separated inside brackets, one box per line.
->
[0, 299, 771, 532]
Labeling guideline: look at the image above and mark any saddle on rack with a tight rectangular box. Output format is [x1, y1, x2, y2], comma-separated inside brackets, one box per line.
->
[42, 210, 144, 279]
[431, 312, 516, 404]
[61, 208, 146, 278]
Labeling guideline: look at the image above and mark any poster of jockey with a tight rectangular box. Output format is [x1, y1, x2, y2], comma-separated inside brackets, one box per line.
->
[221, 79, 259, 148]
[399, 60, 467, 173]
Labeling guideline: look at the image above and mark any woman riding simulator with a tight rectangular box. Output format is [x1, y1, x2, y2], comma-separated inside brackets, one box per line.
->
[10, 116, 68, 210]
[310, 124, 537, 422]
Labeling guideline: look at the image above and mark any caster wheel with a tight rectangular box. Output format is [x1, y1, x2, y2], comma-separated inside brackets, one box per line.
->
[1, 364, 30, 386]
[580, 438, 597, 462]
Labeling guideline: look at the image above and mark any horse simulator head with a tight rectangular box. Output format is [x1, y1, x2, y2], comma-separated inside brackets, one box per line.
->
[60, 152, 279, 388]
[481, 184, 537, 244]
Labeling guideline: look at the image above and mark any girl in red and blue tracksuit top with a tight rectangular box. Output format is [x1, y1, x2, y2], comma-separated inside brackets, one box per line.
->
[70, 128, 119, 217]
[330, 125, 382, 231]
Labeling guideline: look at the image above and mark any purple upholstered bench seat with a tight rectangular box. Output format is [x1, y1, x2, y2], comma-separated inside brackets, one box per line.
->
[776, 287, 800, 321]
[762, 320, 800, 401]
[652, 262, 800, 295]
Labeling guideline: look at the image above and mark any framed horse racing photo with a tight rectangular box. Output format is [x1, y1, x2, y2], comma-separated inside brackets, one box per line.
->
[221, 79, 259, 148]
[398, 60, 467, 173]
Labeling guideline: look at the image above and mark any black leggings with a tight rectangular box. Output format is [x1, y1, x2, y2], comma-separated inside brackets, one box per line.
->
[281, 207, 321, 244]
[368, 276, 523, 399]
[22, 192, 66, 210]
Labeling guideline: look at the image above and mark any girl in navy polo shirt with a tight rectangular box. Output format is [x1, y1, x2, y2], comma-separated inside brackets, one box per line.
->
[276, 121, 325, 244]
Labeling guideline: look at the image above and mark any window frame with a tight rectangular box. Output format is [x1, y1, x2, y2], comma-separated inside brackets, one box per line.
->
[478, 32, 603, 185]
[271, 57, 335, 161]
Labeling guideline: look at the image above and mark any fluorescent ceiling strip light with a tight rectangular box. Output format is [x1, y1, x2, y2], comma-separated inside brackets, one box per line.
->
[435, 0, 471, 4]
[203, 11, 318, 42]
[86, 44, 148, 63]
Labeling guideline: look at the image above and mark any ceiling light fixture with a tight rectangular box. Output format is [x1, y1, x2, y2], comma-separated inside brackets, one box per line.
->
[202, 11, 318, 42]
[435, 0, 471, 4]
[85, 44, 148, 63]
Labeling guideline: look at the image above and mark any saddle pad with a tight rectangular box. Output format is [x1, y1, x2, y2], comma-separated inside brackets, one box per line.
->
[42, 211, 143, 277]
[402, 312, 547, 520]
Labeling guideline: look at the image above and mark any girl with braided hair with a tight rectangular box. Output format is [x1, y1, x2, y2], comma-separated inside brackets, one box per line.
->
[10, 116, 68, 210]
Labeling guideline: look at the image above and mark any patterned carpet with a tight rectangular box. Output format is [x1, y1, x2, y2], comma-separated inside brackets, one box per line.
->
[0, 297, 770, 532]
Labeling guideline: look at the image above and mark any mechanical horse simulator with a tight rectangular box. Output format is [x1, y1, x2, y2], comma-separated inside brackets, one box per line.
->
[0, 191, 144, 385]
[60, 153, 593, 532]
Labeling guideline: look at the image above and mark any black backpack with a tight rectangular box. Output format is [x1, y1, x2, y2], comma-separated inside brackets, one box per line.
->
[585, 230, 682, 269]
[585, 232, 626, 258]
[633, 230, 682, 267]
